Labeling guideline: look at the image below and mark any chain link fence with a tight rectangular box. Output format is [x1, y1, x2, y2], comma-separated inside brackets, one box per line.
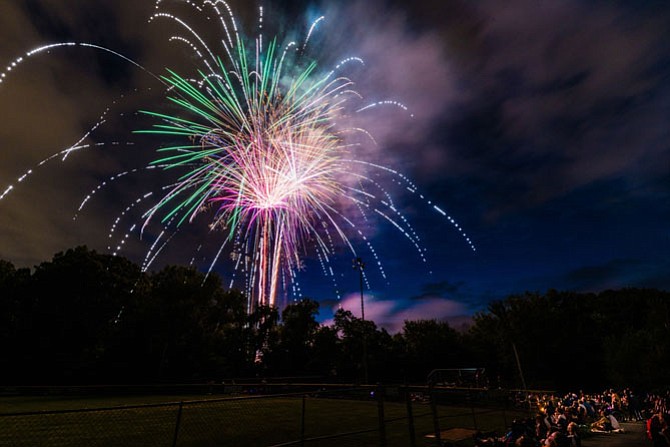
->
[0, 384, 533, 447]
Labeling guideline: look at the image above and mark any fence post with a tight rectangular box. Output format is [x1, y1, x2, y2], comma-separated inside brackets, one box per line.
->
[502, 391, 509, 431]
[429, 384, 441, 445]
[469, 389, 478, 431]
[405, 386, 416, 447]
[377, 384, 386, 447]
[172, 401, 183, 447]
[301, 394, 306, 447]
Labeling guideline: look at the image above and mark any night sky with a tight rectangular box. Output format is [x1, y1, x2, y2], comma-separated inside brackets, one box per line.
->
[0, 0, 668, 333]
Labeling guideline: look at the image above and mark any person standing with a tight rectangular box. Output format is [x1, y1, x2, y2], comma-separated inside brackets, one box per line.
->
[648, 412, 670, 447]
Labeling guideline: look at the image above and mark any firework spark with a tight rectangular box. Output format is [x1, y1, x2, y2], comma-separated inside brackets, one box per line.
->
[0, 1, 475, 313]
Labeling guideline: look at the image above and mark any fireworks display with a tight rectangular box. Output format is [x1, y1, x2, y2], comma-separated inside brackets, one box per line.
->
[0, 1, 475, 314]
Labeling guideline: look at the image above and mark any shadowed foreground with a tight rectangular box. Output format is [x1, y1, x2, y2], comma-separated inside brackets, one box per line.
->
[585, 421, 649, 447]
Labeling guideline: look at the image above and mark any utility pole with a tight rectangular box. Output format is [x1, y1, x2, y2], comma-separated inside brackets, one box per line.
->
[353, 257, 368, 384]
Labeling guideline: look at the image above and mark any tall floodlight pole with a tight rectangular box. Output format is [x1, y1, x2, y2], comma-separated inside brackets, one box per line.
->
[353, 257, 366, 320]
[353, 257, 368, 384]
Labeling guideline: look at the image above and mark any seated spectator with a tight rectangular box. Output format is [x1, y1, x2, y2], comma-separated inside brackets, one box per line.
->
[607, 409, 624, 432]
[545, 431, 569, 447]
[590, 408, 624, 433]
[567, 422, 581, 447]
[553, 407, 568, 433]
[591, 409, 613, 432]
[515, 434, 536, 446]
[536, 412, 551, 442]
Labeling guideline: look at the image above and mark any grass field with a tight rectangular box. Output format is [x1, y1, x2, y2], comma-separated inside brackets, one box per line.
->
[0, 391, 529, 447]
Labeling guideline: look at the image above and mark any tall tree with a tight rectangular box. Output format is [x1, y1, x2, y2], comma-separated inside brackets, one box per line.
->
[0, 260, 32, 383]
[23, 246, 141, 383]
[139, 265, 234, 382]
[400, 319, 464, 383]
[270, 299, 321, 376]
[332, 308, 379, 382]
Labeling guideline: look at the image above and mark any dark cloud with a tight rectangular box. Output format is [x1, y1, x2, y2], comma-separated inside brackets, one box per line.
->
[562, 258, 670, 292]
[397, 0, 670, 222]
[417, 280, 466, 298]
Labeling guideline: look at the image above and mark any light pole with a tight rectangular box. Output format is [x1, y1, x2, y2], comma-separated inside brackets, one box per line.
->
[353, 257, 366, 320]
[352, 257, 368, 384]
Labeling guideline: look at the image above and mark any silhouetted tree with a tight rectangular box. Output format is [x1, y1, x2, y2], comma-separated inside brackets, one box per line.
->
[269, 298, 321, 377]
[3, 245, 670, 390]
[332, 308, 381, 382]
[0, 260, 31, 383]
[247, 304, 280, 377]
[138, 265, 232, 382]
[400, 319, 463, 382]
[19, 246, 141, 383]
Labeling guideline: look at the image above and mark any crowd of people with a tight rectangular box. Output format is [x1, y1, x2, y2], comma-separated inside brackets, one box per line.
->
[476, 388, 670, 446]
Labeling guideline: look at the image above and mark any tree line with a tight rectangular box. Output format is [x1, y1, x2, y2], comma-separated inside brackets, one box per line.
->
[1, 246, 669, 391]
